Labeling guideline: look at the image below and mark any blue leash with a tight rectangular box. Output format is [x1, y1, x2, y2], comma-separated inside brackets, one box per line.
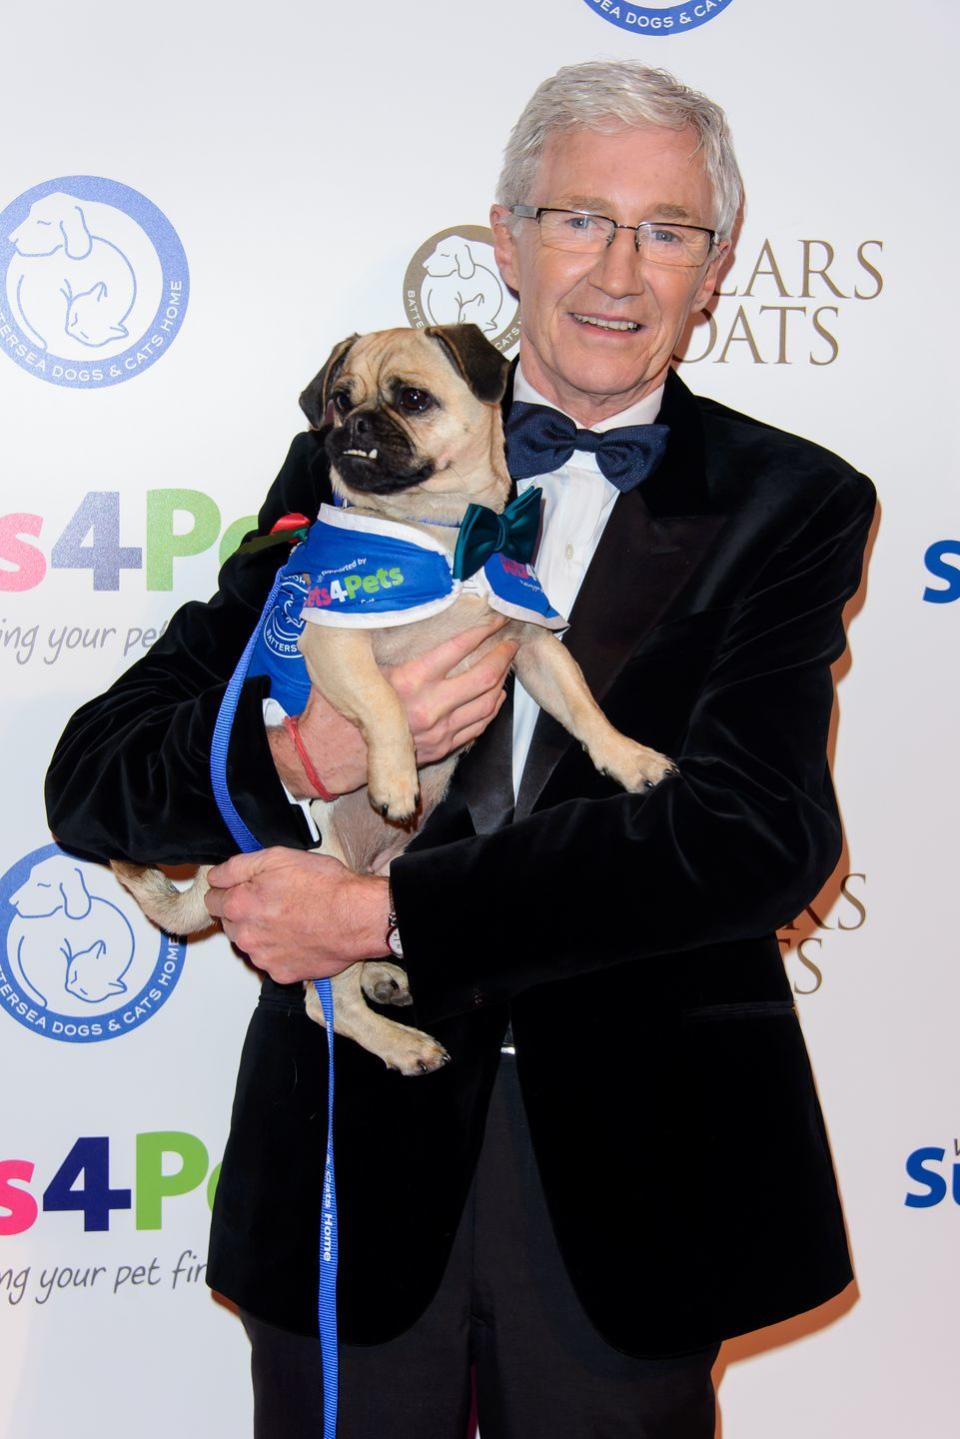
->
[210, 566, 340, 1437]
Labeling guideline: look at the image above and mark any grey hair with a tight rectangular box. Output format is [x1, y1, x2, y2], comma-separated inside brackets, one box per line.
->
[496, 61, 743, 241]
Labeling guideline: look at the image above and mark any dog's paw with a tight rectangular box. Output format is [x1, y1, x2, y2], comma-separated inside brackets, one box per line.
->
[380, 1026, 451, 1076]
[360, 961, 413, 1008]
[368, 777, 421, 826]
[595, 739, 677, 793]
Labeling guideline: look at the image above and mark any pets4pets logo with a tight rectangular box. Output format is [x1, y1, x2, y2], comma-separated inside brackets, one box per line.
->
[0, 844, 186, 1043]
[0, 490, 257, 594]
[0, 176, 188, 388]
[403, 225, 520, 353]
[0, 1130, 222, 1240]
[582, 0, 735, 36]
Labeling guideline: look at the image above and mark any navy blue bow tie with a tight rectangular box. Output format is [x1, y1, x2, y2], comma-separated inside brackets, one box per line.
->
[505, 400, 669, 492]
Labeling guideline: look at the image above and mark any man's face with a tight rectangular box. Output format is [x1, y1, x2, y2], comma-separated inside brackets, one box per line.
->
[491, 125, 729, 424]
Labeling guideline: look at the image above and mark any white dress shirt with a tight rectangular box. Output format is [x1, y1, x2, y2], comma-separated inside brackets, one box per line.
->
[509, 367, 664, 798]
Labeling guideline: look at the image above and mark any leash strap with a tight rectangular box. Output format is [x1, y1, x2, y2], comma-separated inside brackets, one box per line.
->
[210, 564, 340, 1438]
[314, 976, 339, 1427]
[209, 573, 283, 853]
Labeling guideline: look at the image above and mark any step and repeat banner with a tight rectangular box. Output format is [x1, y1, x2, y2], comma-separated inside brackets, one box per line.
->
[1, 1, 956, 1435]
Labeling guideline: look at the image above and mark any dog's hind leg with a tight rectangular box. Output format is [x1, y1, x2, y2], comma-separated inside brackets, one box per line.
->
[110, 861, 214, 934]
[306, 814, 417, 1011]
[304, 963, 448, 1075]
[359, 961, 413, 1006]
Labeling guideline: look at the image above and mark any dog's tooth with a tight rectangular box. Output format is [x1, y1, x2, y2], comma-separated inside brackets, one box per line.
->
[369, 449, 378, 460]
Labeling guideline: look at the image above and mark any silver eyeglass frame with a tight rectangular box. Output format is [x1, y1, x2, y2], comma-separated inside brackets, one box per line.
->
[508, 205, 719, 263]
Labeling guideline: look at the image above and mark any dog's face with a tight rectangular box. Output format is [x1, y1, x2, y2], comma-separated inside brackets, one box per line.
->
[299, 325, 511, 519]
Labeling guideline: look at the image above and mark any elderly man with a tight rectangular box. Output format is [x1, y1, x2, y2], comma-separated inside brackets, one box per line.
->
[46, 61, 874, 1439]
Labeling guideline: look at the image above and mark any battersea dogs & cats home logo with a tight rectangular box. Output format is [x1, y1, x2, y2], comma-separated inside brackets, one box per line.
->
[404, 225, 520, 353]
[0, 176, 189, 389]
[582, 0, 735, 36]
[0, 844, 187, 1043]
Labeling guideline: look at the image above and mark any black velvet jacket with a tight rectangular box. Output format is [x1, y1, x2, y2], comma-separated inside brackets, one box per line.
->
[45, 369, 875, 1355]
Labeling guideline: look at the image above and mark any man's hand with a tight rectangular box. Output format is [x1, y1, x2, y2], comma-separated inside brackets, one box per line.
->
[204, 848, 390, 983]
[268, 618, 517, 799]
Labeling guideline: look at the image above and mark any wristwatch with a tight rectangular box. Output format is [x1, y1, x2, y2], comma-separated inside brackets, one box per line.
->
[386, 883, 403, 960]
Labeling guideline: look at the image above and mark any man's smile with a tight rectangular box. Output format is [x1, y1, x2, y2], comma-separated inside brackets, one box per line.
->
[570, 312, 643, 333]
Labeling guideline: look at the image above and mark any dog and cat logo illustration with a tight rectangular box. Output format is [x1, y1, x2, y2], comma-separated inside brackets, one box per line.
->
[403, 225, 519, 352]
[0, 175, 188, 388]
[9, 191, 138, 353]
[9, 853, 135, 1008]
[0, 845, 186, 1042]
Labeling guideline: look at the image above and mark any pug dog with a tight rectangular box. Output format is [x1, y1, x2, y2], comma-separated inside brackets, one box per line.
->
[113, 324, 674, 1075]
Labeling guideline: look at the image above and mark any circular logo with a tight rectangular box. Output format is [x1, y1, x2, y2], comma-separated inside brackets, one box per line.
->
[263, 571, 309, 660]
[403, 225, 519, 353]
[0, 175, 189, 389]
[581, 0, 735, 35]
[0, 843, 188, 1043]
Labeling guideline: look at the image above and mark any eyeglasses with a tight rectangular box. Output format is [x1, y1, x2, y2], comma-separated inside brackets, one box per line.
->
[508, 205, 718, 268]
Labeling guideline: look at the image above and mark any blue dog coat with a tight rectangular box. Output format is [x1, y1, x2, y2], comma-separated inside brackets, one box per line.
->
[248, 503, 566, 714]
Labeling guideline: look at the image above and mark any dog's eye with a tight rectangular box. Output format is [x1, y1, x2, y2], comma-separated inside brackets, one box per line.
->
[332, 391, 353, 416]
[398, 388, 434, 414]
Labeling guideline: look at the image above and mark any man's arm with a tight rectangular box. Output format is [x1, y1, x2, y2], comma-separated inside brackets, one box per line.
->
[45, 433, 326, 863]
[392, 468, 877, 1023]
[45, 431, 514, 866]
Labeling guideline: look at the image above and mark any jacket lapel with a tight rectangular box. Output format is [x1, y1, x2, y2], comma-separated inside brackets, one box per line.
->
[515, 369, 726, 820]
[455, 366, 727, 829]
[441, 369, 522, 834]
[449, 673, 517, 834]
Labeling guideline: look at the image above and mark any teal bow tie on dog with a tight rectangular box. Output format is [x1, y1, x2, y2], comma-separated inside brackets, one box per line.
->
[453, 486, 542, 581]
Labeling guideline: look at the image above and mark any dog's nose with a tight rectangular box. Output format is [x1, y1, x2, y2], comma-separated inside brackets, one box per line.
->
[350, 411, 375, 441]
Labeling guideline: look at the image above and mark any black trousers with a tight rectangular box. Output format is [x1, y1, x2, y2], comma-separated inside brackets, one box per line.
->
[241, 1056, 719, 1438]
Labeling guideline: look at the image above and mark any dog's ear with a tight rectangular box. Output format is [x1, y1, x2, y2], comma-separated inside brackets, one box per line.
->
[59, 201, 93, 261]
[299, 334, 360, 428]
[425, 324, 509, 405]
[59, 865, 92, 921]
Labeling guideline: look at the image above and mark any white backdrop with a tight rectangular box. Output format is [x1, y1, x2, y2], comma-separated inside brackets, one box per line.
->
[1, 1, 957, 1435]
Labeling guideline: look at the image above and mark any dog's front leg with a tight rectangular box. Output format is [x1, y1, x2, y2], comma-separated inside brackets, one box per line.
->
[513, 631, 675, 791]
[298, 623, 419, 824]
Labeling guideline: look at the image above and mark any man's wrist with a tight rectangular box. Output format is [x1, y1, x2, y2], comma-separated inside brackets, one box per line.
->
[385, 879, 403, 959]
[355, 874, 392, 958]
[282, 715, 337, 800]
[266, 722, 325, 799]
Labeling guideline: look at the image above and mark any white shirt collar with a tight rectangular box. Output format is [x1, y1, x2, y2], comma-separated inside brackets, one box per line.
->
[512, 365, 665, 432]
